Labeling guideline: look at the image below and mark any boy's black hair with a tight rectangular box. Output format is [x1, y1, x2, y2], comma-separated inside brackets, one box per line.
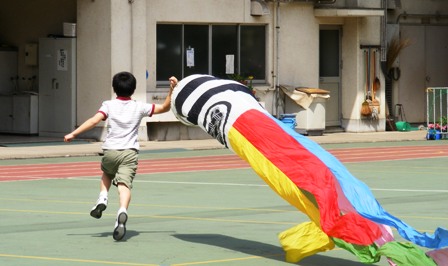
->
[112, 71, 136, 97]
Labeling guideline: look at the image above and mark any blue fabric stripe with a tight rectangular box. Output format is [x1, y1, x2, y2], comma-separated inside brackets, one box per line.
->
[270, 113, 448, 249]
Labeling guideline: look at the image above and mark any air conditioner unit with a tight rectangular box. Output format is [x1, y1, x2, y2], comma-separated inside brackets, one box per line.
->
[251, 0, 270, 16]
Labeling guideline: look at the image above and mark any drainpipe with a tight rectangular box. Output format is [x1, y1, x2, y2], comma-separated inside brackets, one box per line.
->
[273, 0, 281, 117]
[129, 0, 134, 73]
[380, 0, 388, 77]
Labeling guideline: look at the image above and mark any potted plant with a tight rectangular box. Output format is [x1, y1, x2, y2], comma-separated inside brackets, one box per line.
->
[228, 74, 257, 97]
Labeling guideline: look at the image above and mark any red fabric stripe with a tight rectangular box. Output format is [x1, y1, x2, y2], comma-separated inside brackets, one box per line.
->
[232, 110, 381, 245]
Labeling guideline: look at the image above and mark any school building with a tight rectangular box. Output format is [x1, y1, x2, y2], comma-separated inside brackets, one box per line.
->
[1, 0, 447, 141]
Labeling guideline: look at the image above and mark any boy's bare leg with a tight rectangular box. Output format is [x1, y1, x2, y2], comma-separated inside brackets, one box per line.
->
[113, 183, 130, 241]
[100, 173, 112, 193]
[90, 173, 111, 219]
[117, 183, 131, 210]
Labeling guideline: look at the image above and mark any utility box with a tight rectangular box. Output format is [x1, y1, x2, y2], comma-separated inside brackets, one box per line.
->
[280, 85, 330, 136]
[295, 97, 327, 136]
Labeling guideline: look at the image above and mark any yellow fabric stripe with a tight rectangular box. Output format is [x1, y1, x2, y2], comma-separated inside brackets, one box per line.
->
[228, 127, 320, 223]
[279, 222, 335, 262]
[228, 128, 334, 262]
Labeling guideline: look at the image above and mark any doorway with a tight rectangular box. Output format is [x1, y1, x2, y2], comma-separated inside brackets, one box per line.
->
[399, 25, 448, 123]
[319, 27, 341, 127]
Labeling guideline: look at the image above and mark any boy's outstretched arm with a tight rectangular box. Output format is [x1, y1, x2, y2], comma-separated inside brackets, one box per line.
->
[153, 76, 178, 114]
[64, 112, 105, 142]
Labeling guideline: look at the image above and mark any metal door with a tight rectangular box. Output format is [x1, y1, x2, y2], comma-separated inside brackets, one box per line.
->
[38, 38, 76, 136]
[426, 26, 448, 87]
[399, 25, 448, 123]
[319, 28, 341, 127]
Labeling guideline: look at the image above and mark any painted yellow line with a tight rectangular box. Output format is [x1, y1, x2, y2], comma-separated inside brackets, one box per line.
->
[171, 253, 284, 266]
[0, 208, 85, 216]
[138, 214, 296, 225]
[132, 203, 295, 213]
[399, 215, 448, 221]
[0, 253, 157, 265]
[1, 207, 447, 229]
[0, 208, 297, 225]
[350, 169, 448, 175]
[0, 197, 296, 213]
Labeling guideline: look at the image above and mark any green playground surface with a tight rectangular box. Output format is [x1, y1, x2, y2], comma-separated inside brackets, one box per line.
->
[0, 141, 447, 266]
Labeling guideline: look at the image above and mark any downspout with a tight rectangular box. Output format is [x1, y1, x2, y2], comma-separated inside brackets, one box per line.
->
[129, 0, 134, 73]
[380, 0, 395, 116]
[273, 0, 281, 117]
[380, 0, 388, 77]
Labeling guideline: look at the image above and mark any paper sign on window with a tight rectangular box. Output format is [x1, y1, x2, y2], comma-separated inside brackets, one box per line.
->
[226, 55, 234, 74]
[186, 47, 195, 68]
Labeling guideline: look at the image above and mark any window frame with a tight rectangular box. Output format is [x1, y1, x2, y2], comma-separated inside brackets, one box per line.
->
[156, 23, 267, 86]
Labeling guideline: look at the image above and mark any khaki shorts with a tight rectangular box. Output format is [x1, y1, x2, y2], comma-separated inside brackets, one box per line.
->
[101, 149, 138, 189]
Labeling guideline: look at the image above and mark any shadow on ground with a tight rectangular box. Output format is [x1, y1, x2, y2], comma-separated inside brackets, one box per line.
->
[173, 234, 379, 266]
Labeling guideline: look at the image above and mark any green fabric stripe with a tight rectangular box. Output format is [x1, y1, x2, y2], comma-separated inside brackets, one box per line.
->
[333, 238, 438, 266]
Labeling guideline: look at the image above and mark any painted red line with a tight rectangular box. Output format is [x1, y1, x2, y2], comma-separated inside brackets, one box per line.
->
[1, 145, 447, 182]
[0, 177, 43, 181]
[0, 156, 250, 180]
[328, 144, 448, 154]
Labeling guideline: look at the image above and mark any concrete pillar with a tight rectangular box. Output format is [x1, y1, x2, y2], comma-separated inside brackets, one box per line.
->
[77, 0, 148, 140]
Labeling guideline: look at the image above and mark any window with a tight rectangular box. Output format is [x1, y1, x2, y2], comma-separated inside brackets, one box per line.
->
[156, 25, 182, 81]
[184, 25, 209, 77]
[212, 25, 238, 78]
[156, 24, 266, 84]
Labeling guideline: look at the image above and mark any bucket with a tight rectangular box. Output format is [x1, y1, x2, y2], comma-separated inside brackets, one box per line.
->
[426, 129, 442, 140]
[279, 114, 296, 129]
[395, 121, 411, 131]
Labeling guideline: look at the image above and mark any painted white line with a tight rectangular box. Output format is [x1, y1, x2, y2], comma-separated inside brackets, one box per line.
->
[370, 188, 448, 193]
[68, 178, 448, 192]
[70, 178, 267, 187]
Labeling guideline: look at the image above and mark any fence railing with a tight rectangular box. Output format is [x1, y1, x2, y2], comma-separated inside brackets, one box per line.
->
[426, 87, 448, 139]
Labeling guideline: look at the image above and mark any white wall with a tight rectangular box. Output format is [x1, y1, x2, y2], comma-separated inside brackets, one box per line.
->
[77, 0, 148, 140]
[346, 15, 385, 132]
[277, 4, 319, 88]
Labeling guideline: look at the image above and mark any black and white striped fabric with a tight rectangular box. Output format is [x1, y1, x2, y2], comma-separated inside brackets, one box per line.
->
[171, 74, 267, 147]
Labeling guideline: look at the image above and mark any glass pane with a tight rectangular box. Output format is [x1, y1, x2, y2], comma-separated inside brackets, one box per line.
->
[212, 25, 238, 79]
[184, 25, 209, 77]
[156, 24, 182, 82]
[319, 29, 340, 77]
[240, 26, 266, 80]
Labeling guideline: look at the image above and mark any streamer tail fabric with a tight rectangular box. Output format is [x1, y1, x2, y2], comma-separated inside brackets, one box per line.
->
[171, 74, 448, 265]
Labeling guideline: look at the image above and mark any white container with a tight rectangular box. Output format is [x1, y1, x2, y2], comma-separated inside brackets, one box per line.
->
[295, 97, 327, 136]
[63, 23, 76, 37]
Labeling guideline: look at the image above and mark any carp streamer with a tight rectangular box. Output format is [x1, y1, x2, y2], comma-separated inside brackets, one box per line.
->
[171, 74, 448, 265]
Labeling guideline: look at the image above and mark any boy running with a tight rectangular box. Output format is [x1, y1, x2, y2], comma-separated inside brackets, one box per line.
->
[64, 71, 177, 240]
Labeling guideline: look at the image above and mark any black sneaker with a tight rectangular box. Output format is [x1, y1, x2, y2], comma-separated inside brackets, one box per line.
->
[90, 197, 107, 219]
[113, 212, 128, 241]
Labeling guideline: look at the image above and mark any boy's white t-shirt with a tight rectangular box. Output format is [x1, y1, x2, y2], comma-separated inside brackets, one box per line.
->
[98, 97, 155, 150]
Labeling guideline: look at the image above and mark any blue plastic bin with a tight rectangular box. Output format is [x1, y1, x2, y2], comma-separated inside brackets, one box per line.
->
[279, 114, 297, 129]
